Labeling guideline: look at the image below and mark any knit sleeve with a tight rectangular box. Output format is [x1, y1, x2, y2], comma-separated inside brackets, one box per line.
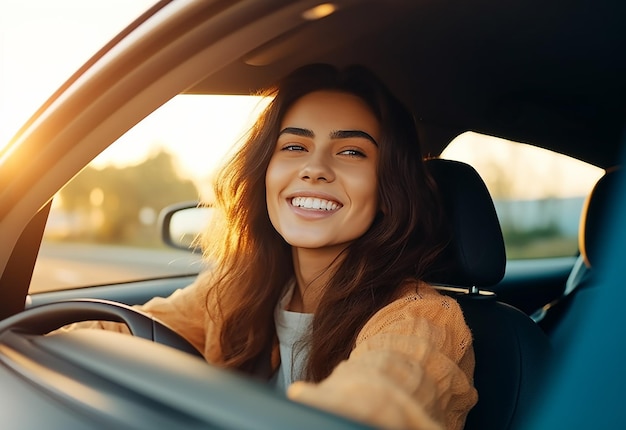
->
[136, 271, 214, 355]
[54, 271, 220, 361]
[287, 281, 478, 430]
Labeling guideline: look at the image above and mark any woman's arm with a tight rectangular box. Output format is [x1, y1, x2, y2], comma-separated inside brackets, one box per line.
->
[55, 271, 217, 359]
[288, 282, 477, 430]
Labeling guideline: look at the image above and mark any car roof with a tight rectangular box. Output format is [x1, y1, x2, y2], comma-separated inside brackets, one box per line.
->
[181, 0, 626, 168]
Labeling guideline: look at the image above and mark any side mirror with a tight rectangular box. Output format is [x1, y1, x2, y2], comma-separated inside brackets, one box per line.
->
[158, 202, 214, 253]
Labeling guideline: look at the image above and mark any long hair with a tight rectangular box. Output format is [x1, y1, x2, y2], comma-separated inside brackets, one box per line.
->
[202, 63, 447, 380]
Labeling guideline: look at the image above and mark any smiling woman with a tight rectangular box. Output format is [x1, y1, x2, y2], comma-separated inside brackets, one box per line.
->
[266, 90, 380, 256]
[52, 62, 480, 430]
[115, 62, 476, 430]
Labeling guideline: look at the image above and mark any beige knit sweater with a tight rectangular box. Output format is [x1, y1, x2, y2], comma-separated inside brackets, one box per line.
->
[65, 276, 477, 430]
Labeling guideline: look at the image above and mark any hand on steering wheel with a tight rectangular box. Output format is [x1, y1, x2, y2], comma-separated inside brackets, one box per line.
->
[0, 298, 202, 357]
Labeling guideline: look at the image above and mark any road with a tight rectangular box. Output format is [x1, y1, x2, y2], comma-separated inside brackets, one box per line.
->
[31, 242, 204, 293]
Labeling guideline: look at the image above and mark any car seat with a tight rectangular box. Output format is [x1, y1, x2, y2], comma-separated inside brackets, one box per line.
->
[533, 168, 621, 345]
[425, 158, 552, 430]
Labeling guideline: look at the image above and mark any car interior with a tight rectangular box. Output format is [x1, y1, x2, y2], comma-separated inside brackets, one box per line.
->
[534, 168, 623, 344]
[1, 0, 625, 428]
[425, 158, 552, 430]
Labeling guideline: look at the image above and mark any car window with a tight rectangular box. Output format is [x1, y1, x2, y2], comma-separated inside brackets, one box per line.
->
[442, 132, 604, 259]
[30, 94, 268, 293]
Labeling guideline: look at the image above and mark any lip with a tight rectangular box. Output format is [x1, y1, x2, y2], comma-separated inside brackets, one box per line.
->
[286, 190, 343, 203]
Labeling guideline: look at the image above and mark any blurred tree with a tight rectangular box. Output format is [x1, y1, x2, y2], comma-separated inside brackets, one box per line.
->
[58, 149, 199, 246]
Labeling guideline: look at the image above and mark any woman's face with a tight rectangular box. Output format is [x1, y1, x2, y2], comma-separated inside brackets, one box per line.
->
[265, 90, 380, 252]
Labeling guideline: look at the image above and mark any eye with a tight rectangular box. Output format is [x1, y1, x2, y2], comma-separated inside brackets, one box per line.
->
[281, 144, 307, 152]
[338, 148, 366, 158]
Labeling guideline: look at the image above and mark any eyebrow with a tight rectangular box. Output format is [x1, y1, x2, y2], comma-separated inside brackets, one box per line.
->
[278, 127, 314, 138]
[278, 127, 378, 146]
[330, 130, 378, 146]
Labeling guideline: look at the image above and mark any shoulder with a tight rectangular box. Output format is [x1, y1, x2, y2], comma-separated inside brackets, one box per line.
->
[361, 279, 467, 330]
[356, 280, 472, 362]
[390, 279, 461, 310]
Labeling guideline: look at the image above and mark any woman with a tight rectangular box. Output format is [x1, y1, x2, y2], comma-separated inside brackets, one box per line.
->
[76, 64, 477, 429]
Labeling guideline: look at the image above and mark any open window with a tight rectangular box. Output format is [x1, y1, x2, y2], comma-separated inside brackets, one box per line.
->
[442, 132, 604, 260]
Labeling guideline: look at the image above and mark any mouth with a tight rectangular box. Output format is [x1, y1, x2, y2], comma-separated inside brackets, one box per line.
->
[290, 196, 342, 211]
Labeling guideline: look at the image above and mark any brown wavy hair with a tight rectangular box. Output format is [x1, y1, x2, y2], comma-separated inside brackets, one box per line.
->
[202, 63, 447, 381]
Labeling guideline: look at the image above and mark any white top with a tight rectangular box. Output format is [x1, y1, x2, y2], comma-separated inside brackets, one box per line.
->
[270, 281, 314, 392]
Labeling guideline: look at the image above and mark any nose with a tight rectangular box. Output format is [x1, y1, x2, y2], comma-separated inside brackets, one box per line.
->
[300, 154, 335, 182]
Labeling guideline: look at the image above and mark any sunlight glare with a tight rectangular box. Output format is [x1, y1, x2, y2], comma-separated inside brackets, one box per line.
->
[91, 94, 270, 199]
[302, 3, 337, 21]
[0, 0, 157, 149]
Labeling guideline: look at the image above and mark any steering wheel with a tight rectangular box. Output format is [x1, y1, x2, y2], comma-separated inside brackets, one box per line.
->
[0, 298, 371, 429]
[0, 298, 202, 357]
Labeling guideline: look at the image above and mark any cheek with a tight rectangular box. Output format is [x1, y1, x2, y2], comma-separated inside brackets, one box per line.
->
[265, 161, 278, 210]
[350, 170, 379, 216]
[265, 159, 276, 196]
[265, 158, 288, 224]
[265, 158, 287, 199]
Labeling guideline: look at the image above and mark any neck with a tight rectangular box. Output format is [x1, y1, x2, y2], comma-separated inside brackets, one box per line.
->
[288, 245, 347, 313]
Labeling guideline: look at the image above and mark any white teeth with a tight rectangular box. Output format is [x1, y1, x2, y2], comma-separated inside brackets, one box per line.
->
[291, 196, 340, 210]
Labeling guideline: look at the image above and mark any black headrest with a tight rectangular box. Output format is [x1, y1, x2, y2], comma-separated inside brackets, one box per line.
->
[580, 168, 621, 268]
[425, 158, 506, 289]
